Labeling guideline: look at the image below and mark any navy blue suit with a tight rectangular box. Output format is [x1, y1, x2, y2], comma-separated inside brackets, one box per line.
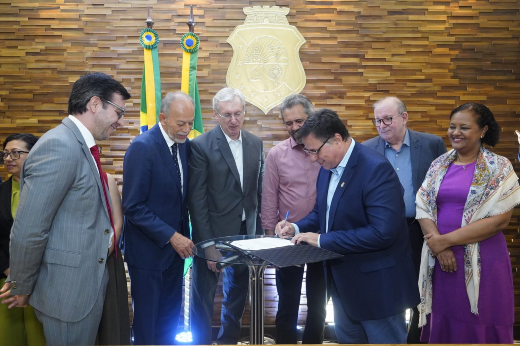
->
[122, 123, 190, 345]
[296, 142, 419, 342]
[363, 129, 446, 342]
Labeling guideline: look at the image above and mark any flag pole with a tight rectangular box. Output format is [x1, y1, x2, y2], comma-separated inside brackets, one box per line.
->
[183, 6, 198, 337]
[146, 6, 154, 28]
[187, 5, 196, 33]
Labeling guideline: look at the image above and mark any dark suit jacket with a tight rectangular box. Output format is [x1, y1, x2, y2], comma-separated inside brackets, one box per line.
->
[122, 123, 190, 271]
[363, 130, 446, 195]
[296, 142, 419, 321]
[0, 177, 13, 279]
[188, 126, 264, 244]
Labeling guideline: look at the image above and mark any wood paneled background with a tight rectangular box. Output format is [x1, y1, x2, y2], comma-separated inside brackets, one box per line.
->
[1, 0, 520, 331]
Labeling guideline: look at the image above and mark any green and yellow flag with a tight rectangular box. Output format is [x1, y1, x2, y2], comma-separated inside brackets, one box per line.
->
[139, 28, 162, 132]
[180, 32, 203, 277]
[180, 32, 203, 139]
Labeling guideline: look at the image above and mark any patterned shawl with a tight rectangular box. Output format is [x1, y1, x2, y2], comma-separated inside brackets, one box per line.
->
[415, 147, 520, 327]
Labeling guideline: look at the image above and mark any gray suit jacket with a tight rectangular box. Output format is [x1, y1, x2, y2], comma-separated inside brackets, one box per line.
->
[363, 129, 447, 195]
[188, 126, 264, 244]
[9, 117, 111, 322]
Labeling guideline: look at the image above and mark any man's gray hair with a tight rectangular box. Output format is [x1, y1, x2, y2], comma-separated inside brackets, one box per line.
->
[160, 91, 194, 117]
[280, 94, 314, 120]
[213, 87, 245, 111]
[372, 96, 407, 115]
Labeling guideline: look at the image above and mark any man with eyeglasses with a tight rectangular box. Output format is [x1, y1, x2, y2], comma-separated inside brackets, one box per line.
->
[363, 96, 446, 343]
[0, 72, 130, 345]
[188, 87, 264, 345]
[122, 91, 195, 345]
[261, 94, 327, 344]
[276, 108, 419, 344]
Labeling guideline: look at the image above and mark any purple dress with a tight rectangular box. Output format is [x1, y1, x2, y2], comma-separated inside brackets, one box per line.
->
[421, 162, 514, 343]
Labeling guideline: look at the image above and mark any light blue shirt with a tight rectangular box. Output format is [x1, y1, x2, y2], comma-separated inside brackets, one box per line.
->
[384, 129, 415, 218]
[293, 138, 356, 247]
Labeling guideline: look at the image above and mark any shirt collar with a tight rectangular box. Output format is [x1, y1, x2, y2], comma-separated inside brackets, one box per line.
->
[331, 138, 356, 175]
[221, 126, 242, 144]
[385, 129, 410, 148]
[159, 122, 175, 148]
[11, 178, 20, 190]
[68, 115, 96, 149]
[288, 136, 301, 149]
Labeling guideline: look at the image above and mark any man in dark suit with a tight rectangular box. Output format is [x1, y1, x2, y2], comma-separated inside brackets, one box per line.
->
[277, 109, 419, 344]
[122, 91, 195, 345]
[363, 96, 446, 342]
[1, 72, 130, 345]
[188, 87, 264, 345]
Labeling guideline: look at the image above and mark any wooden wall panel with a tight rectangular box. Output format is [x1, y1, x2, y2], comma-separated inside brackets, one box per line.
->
[1, 0, 520, 330]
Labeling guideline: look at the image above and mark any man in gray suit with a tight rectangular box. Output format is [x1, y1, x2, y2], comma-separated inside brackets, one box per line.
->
[0, 72, 130, 345]
[363, 96, 446, 343]
[188, 87, 264, 345]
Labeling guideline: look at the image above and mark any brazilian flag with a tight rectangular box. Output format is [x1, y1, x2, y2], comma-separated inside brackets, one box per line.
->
[181, 32, 203, 276]
[181, 32, 203, 139]
[139, 28, 162, 133]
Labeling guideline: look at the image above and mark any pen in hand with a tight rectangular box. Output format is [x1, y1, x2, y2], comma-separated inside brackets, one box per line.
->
[281, 211, 290, 237]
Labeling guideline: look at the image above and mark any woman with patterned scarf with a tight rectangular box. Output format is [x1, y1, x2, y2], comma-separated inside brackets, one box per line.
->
[415, 103, 520, 343]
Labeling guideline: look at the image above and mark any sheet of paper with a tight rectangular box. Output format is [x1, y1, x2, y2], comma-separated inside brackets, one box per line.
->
[229, 237, 294, 251]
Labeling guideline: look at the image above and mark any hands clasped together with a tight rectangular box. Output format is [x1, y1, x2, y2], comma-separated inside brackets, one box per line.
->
[425, 233, 457, 273]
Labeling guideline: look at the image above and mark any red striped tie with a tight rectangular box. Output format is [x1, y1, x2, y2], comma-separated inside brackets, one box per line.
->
[90, 145, 117, 258]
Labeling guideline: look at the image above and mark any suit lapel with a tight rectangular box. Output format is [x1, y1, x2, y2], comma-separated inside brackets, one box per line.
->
[216, 126, 241, 187]
[318, 170, 331, 234]
[242, 131, 251, 195]
[409, 130, 421, 193]
[62, 117, 110, 220]
[376, 136, 386, 155]
[327, 142, 359, 232]
[151, 124, 182, 193]
[179, 140, 189, 199]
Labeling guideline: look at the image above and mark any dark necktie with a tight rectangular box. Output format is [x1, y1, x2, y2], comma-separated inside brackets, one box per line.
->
[90, 145, 117, 258]
[171, 143, 182, 190]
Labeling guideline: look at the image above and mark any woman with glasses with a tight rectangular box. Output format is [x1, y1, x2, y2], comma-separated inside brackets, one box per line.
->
[416, 103, 520, 343]
[0, 133, 45, 346]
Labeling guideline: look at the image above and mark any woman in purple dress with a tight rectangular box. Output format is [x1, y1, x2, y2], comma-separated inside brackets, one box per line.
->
[415, 103, 520, 343]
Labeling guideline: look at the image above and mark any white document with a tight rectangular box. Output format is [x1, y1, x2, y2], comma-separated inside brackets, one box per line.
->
[230, 237, 294, 251]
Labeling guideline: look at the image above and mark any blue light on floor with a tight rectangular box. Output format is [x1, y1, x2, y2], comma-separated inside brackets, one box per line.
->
[175, 331, 193, 343]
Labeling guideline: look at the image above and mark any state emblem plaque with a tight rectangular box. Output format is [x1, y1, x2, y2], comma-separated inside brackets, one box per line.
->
[226, 6, 306, 114]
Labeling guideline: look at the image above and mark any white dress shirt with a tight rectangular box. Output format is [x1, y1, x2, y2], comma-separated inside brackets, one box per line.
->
[159, 122, 184, 193]
[222, 127, 246, 221]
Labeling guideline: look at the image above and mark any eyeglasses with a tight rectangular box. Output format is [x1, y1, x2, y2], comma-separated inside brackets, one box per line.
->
[1, 150, 29, 163]
[372, 114, 401, 127]
[104, 100, 126, 119]
[215, 108, 245, 119]
[303, 136, 332, 155]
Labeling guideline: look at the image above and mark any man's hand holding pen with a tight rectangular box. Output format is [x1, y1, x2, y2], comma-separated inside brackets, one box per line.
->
[275, 219, 295, 239]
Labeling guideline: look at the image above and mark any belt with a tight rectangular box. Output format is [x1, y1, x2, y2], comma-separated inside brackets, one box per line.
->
[406, 217, 416, 225]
